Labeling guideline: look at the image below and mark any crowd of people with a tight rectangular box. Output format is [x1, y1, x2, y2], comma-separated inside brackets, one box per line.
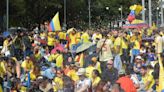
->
[0, 24, 164, 92]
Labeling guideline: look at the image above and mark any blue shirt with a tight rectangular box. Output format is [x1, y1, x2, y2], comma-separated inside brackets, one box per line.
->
[41, 68, 55, 79]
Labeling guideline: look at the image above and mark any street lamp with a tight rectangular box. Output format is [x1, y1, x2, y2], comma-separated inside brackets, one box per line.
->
[161, 2, 164, 27]
[118, 6, 123, 27]
[88, 0, 91, 28]
[106, 7, 109, 10]
[148, 0, 152, 27]
[63, 0, 67, 30]
[6, 0, 9, 31]
[157, 7, 160, 26]
[142, 0, 145, 22]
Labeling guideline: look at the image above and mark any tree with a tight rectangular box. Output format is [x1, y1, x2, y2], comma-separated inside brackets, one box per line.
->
[0, 0, 137, 29]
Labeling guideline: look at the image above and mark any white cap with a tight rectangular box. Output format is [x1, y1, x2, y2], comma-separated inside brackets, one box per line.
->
[77, 68, 86, 76]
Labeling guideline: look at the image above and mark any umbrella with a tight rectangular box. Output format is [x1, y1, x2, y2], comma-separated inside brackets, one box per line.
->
[3, 31, 10, 37]
[76, 42, 94, 53]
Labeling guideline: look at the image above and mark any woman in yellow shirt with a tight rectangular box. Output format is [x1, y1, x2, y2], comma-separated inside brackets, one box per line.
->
[92, 57, 101, 74]
[30, 66, 41, 81]
[21, 56, 34, 72]
[53, 69, 64, 92]
[67, 64, 79, 82]
[47, 32, 55, 50]
[81, 31, 90, 43]
[92, 69, 101, 91]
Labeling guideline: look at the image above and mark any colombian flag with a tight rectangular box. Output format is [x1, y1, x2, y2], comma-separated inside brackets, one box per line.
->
[48, 12, 62, 32]
[158, 54, 164, 92]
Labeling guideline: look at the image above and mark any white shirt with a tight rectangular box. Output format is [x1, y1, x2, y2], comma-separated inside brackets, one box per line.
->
[97, 39, 113, 61]
[76, 78, 92, 92]
[155, 35, 163, 53]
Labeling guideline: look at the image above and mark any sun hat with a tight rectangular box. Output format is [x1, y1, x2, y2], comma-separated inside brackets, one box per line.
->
[77, 68, 86, 76]
[118, 69, 125, 75]
[135, 56, 142, 60]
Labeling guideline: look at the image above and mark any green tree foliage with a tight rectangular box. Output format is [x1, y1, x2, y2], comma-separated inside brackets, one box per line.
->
[1, 0, 158, 29]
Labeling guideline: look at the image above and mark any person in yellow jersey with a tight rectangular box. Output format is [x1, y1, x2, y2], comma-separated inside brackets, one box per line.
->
[113, 30, 122, 72]
[0, 57, 7, 78]
[1, 36, 12, 56]
[47, 32, 55, 51]
[139, 66, 155, 91]
[69, 29, 78, 52]
[53, 69, 64, 92]
[92, 31, 102, 44]
[33, 46, 41, 61]
[81, 30, 90, 43]
[48, 50, 64, 69]
[91, 57, 101, 74]
[21, 56, 34, 72]
[30, 66, 41, 81]
[131, 37, 140, 63]
[67, 63, 79, 82]
[92, 69, 101, 91]
[121, 32, 129, 64]
[85, 61, 95, 79]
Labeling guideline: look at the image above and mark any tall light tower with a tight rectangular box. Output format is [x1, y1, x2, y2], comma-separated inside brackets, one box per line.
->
[64, 0, 67, 29]
[142, 0, 145, 22]
[148, 0, 152, 27]
[161, 0, 164, 27]
[88, 0, 91, 28]
[6, 0, 9, 31]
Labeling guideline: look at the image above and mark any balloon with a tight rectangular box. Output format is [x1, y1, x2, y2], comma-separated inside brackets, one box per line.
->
[135, 5, 143, 15]
[130, 10, 135, 16]
[127, 15, 135, 23]
[130, 5, 137, 10]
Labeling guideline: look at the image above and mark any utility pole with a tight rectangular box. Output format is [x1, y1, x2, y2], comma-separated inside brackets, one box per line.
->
[161, 7, 164, 26]
[148, 0, 152, 27]
[88, 0, 91, 28]
[64, 0, 67, 29]
[142, 0, 145, 22]
[157, 7, 159, 27]
[6, 0, 9, 31]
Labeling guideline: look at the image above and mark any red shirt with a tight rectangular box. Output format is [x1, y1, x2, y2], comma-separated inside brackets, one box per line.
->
[117, 76, 137, 92]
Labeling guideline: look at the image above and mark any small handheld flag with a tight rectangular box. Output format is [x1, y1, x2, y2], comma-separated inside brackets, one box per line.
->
[48, 12, 62, 32]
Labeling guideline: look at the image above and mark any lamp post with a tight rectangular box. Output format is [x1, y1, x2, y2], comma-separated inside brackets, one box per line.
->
[119, 6, 123, 27]
[161, 2, 164, 27]
[148, 0, 152, 27]
[88, 0, 91, 28]
[157, 7, 159, 27]
[6, 0, 9, 31]
[142, 0, 145, 22]
[63, 0, 67, 30]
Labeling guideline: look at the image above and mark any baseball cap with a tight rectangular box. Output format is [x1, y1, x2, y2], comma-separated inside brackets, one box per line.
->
[77, 68, 86, 76]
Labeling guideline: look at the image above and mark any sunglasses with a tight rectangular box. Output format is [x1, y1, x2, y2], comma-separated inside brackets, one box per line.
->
[107, 63, 113, 65]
